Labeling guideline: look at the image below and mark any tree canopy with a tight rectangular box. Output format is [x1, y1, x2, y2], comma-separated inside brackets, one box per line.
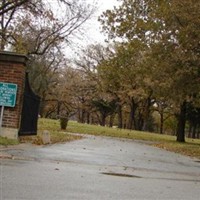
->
[1, 0, 200, 141]
[98, 0, 200, 141]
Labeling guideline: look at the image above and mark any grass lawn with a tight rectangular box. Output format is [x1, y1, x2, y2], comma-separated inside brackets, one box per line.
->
[19, 118, 82, 145]
[0, 136, 19, 146]
[1, 118, 200, 160]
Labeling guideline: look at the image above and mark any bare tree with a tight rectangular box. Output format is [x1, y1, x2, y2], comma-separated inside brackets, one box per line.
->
[0, 0, 96, 53]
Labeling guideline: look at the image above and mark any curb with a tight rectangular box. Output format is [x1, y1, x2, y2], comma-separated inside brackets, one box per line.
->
[0, 151, 12, 159]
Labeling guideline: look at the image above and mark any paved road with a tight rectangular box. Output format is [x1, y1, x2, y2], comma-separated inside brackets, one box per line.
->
[0, 135, 200, 200]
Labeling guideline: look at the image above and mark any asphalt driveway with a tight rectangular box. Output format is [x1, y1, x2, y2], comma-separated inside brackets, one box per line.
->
[0, 135, 200, 200]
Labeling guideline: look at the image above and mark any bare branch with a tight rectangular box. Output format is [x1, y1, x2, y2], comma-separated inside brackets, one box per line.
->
[0, 0, 29, 16]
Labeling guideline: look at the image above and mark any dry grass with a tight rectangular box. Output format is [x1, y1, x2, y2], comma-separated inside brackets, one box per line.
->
[154, 141, 200, 159]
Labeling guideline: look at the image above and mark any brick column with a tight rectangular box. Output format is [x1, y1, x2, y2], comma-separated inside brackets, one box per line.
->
[0, 51, 27, 139]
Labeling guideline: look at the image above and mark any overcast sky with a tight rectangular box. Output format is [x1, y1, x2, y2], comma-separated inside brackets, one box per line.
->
[65, 0, 119, 58]
[83, 0, 119, 43]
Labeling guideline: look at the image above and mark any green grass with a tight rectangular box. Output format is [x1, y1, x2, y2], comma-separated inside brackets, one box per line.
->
[0, 136, 19, 146]
[67, 120, 176, 142]
[20, 118, 82, 145]
[38, 118, 82, 144]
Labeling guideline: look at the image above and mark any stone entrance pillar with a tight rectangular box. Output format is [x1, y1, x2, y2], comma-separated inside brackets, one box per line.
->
[0, 51, 27, 139]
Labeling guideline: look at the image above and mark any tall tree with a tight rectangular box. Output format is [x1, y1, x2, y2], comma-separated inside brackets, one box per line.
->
[146, 0, 200, 142]
[99, 0, 200, 142]
[99, 41, 154, 131]
[74, 44, 118, 126]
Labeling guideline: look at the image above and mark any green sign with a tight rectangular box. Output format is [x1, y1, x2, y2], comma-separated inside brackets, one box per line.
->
[0, 82, 18, 107]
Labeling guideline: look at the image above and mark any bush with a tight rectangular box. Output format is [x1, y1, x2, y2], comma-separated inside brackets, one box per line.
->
[60, 117, 69, 130]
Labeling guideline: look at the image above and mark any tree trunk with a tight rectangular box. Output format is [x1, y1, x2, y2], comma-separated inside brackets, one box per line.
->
[142, 96, 152, 131]
[188, 123, 192, 138]
[80, 109, 85, 123]
[128, 107, 134, 129]
[176, 101, 187, 142]
[197, 125, 200, 139]
[137, 112, 144, 131]
[109, 114, 113, 127]
[86, 112, 90, 124]
[39, 99, 46, 118]
[192, 123, 197, 139]
[57, 100, 62, 118]
[127, 98, 137, 130]
[160, 112, 164, 134]
[0, 1, 6, 51]
[101, 114, 106, 126]
[117, 104, 123, 128]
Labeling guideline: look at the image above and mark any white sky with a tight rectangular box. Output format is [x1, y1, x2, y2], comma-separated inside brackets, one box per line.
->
[82, 0, 119, 43]
[65, 0, 119, 58]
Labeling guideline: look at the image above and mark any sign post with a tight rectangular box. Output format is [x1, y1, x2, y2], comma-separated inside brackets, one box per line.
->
[0, 106, 4, 127]
[0, 82, 17, 136]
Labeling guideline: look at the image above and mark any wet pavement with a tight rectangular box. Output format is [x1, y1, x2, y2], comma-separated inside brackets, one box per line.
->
[0, 135, 200, 200]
